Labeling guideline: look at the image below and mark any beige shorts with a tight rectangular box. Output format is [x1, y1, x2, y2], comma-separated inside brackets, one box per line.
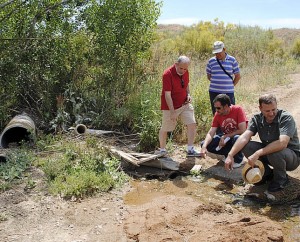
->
[161, 103, 196, 132]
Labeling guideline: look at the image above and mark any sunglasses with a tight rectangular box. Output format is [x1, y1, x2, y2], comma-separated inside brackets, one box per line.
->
[180, 78, 184, 88]
[214, 106, 222, 110]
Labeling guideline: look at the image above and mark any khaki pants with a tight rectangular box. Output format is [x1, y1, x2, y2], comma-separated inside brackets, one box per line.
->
[161, 103, 196, 132]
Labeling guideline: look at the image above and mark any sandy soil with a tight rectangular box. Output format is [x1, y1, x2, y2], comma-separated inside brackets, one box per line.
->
[1, 74, 300, 242]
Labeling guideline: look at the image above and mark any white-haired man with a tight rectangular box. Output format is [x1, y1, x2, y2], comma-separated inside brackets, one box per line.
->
[156, 56, 200, 157]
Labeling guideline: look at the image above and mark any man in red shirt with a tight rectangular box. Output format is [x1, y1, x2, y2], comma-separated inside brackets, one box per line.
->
[157, 56, 200, 157]
[200, 94, 247, 168]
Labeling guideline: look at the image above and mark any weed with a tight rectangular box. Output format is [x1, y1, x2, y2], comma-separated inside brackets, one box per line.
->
[35, 133, 63, 152]
[39, 138, 128, 198]
[25, 178, 37, 190]
[48, 170, 115, 198]
[0, 149, 33, 183]
[0, 181, 11, 192]
[86, 135, 99, 148]
[0, 213, 8, 222]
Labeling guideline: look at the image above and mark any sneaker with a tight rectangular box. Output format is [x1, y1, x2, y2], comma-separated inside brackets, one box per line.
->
[232, 160, 246, 168]
[154, 149, 168, 157]
[268, 176, 290, 192]
[187, 148, 201, 157]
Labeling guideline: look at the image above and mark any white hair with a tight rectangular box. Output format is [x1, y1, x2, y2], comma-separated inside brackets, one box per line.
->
[177, 55, 190, 64]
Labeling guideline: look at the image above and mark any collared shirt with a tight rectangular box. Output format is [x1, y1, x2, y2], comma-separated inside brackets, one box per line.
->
[206, 53, 240, 94]
[161, 64, 189, 110]
[248, 109, 300, 154]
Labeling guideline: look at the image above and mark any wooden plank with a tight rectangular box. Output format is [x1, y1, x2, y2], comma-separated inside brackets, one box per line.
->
[110, 147, 139, 166]
[129, 152, 152, 158]
[137, 153, 166, 164]
[110, 148, 174, 167]
[141, 157, 180, 171]
[118, 152, 140, 166]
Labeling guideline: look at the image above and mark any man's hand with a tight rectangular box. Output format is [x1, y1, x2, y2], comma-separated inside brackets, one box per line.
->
[246, 152, 260, 167]
[200, 147, 207, 158]
[170, 110, 177, 122]
[186, 94, 192, 103]
[219, 136, 226, 147]
[224, 155, 234, 171]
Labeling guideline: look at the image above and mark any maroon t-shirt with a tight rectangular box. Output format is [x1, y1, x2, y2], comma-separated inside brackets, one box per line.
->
[161, 64, 189, 110]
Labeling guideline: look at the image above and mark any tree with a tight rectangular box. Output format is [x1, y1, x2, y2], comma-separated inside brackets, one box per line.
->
[81, 0, 161, 128]
[0, 0, 161, 131]
[0, 0, 86, 128]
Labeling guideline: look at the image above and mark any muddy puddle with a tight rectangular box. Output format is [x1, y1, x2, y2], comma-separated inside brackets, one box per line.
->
[124, 175, 300, 241]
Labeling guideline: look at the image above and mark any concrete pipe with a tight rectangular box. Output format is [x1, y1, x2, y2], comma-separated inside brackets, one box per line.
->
[75, 124, 87, 135]
[0, 114, 36, 148]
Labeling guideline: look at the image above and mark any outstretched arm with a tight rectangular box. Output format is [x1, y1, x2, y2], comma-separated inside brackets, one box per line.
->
[225, 129, 253, 170]
[200, 127, 217, 158]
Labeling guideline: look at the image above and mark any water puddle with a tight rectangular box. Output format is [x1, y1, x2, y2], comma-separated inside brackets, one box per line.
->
[124, 175, 300, 240]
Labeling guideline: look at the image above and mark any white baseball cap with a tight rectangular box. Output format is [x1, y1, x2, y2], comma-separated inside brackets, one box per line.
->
[212, 41, 225, 54]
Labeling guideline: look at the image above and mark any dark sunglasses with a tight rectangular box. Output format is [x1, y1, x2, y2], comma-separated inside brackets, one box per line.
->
[180, 78, 184, 88]
[215, 106, 222, 110]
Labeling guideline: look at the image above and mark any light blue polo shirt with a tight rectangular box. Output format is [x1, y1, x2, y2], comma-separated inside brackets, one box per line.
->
[206, 53, 240, 93]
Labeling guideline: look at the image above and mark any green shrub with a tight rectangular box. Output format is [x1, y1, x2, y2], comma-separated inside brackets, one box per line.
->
[0, 149, 34, 191]
[126, 75, 162, 151]
[39, 139, 128, 198]
[291, 38, 300, 58]
[49, 170, 115, 198]
[42, 156, 73, 181]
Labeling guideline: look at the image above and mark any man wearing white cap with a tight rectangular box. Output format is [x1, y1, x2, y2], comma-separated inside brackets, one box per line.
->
[225, 94, 300, 193]
[206, 41, 241, 115]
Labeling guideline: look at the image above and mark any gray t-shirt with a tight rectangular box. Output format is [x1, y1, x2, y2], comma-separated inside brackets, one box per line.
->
[248, 109, 300, 154]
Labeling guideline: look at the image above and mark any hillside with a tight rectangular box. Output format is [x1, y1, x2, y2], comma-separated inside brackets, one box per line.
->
[272, 28, 300, 47]
[157, 24, 300, 47]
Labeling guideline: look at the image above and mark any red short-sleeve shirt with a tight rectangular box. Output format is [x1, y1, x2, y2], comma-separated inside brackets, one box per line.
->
[161, 64, 189, 110]
[212, 105, 248, 134]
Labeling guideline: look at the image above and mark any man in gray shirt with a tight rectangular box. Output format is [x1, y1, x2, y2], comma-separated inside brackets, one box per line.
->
[225, 94, 300, 192]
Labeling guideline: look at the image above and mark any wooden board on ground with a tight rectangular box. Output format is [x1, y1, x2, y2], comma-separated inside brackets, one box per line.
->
[141, 157, 180, 171]
[110, 148, 178, 170]
[110, 147, 140, 166]
[137, 153, 167, 164]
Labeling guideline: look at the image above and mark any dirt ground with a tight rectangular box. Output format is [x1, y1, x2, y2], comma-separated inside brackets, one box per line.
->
[1, 74, 300, 242]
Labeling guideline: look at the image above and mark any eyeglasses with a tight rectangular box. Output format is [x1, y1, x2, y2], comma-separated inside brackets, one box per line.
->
[180, 78, 184, 88]
[214, 106, 222, 110]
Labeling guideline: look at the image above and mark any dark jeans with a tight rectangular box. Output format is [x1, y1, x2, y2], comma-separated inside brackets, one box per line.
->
[209, 91, 235, 115]
[242, 141, 300, 185]
[201, 134, 244, 163]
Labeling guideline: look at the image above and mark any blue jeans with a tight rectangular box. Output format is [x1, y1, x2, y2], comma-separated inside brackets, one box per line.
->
[201, 134, 243, 163]
[209, 91, 235, 115]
